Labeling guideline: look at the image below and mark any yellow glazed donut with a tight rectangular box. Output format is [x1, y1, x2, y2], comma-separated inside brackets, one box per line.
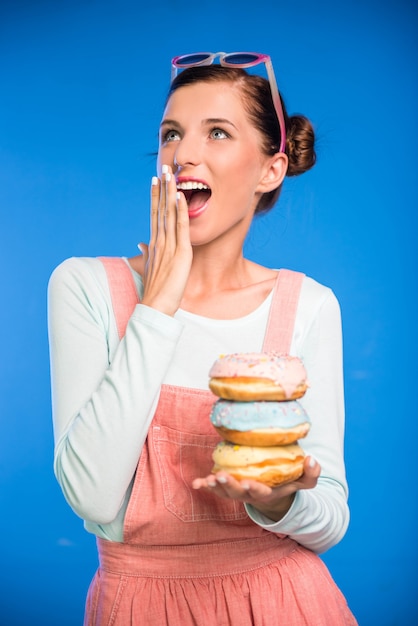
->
[212, 441, 305, 487]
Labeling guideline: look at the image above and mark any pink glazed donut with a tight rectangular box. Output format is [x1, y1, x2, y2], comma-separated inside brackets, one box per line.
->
[208, 352, 308, 402]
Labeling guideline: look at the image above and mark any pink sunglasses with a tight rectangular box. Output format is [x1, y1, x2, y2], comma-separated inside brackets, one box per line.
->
[171, 52, 286, 153]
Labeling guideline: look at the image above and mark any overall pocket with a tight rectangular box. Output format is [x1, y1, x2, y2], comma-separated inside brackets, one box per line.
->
[152, 424, 248, 522]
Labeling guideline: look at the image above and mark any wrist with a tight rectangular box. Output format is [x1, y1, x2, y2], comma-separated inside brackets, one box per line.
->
[251, 493, 295, 522]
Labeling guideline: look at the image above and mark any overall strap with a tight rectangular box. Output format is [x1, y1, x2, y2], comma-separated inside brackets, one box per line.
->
[262, 269, 305, 355]
[99, 257, 303, 352]
[98, 257, 140, 340]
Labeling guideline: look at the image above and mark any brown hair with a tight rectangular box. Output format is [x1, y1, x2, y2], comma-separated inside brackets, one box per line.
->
[167, 65, 316, 214]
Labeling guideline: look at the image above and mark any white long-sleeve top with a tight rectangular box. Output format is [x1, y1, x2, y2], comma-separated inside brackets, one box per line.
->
[48, 256, 349, 554]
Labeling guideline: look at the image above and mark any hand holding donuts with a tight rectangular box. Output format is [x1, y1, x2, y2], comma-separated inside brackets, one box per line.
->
[205, 352, 314, 488]
[192, 455, 321, 522]
[139, 165, 192, 316]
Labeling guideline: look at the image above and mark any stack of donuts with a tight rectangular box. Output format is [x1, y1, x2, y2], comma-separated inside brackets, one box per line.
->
[208, 352, 311, 486]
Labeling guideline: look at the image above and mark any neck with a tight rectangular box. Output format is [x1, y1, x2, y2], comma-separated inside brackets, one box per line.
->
[181, 245, 277, 318]
[187, 241, 250, 296]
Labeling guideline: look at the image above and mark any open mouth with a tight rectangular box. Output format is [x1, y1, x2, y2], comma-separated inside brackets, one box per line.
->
[177, 180, 211, 217]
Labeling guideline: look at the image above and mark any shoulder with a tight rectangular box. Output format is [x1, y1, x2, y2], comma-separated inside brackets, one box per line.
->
[301, 274, 340, 306]
[297, 274, 342, 328]
[47, 257, 118, 332]
[48, 257, 109, 293]
[48, 256, 144, 305]
[271, 267, 341, 317]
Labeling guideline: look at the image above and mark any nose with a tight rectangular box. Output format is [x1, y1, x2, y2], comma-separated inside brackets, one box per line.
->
[172, 133, 201, 173]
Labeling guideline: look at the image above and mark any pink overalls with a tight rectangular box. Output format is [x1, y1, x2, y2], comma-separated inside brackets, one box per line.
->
[84, 257, 357, 626]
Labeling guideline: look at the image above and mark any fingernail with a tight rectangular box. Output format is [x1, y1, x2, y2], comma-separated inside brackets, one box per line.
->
[241, 482, 250, 490]
[217, 476, 227, 484]
[161, 164, 169, 174]
[165, 172, 171, 182]
[151, 176, 159, 186]
[137, 243, 143, 254]
[207, 480, 216, 487]
[176, 191, 181, 201]
[308, 456, 317, 468]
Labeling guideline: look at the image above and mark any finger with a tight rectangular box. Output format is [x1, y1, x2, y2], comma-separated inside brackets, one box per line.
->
[213, 473, 267, 499]
[160, 164, 171, 222]
[151, 165, 169, 248]
[239, 480, 273, 498]
[305, 456, 321, 477]
[192, 473, 235, 495]
[137, 243, 149, 265]
[296, 456, 321, 489]
[150, 176, 160, 249]
[163, 167, 179, 248]
[192, 476, 217, 490]
[175, 190, 191, 250]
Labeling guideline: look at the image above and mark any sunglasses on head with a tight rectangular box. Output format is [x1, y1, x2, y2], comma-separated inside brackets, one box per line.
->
[171, 52, 286, 153]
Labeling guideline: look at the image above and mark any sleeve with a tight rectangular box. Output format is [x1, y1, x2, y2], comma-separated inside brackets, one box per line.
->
[48, 258, 184, 525]
[245, 286, 350, 554]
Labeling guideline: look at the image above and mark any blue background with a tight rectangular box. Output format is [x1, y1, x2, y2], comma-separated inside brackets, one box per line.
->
[1, 1, 417, 624]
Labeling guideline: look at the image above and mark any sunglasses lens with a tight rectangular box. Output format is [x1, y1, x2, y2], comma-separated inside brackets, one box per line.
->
[175, 53, 212, 67]
[224, 53, 260, 65]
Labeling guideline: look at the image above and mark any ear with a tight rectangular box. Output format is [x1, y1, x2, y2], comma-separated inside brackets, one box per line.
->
[256, 153, 288, 193]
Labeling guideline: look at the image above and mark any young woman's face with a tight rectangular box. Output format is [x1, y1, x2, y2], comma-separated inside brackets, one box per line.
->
[158, 80, 275, 246]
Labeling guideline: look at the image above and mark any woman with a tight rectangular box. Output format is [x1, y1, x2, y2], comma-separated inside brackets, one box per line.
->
[48, 52, 357, 625]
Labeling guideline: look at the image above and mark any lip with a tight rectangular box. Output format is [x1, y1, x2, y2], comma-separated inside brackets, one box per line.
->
[176, 176, 210, 187]
[176, 176, 211, 219]
[187, 201, 210, 219]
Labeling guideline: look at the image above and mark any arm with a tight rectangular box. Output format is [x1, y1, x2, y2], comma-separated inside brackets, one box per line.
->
[193, 285, 350, 554]
[49, 170, 192, 526]
[253, 286, 349, 553]
[48, 257, 183, 524]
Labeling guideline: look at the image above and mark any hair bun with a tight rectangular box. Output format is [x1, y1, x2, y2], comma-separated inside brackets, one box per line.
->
[286, 115, 316, 176]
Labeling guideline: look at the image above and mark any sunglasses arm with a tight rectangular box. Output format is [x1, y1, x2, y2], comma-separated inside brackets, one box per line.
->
[264, 59, 287, 153]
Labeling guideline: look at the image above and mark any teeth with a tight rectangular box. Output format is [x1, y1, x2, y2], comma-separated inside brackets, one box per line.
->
[177, 181, 209, 191]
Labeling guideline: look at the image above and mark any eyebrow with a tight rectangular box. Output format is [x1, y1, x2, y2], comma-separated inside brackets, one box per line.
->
[160, 119, 179, 128]
[160, 117, 238, 130]
[204, 118, 238, 129]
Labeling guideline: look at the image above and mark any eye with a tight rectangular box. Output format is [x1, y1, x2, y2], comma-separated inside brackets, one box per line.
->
[210, 128, 229, 140]
[161, 129, 181, 143]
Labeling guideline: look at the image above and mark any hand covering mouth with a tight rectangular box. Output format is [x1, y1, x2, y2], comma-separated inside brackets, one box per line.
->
[177, 180, 211, 213]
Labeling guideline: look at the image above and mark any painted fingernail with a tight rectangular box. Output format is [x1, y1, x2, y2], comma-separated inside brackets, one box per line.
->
[137, 243, 143, 254]
[161, 164, 169, 174]
[151, 176, 159, 186]
[217, 476, 227, 484]
[207, 480, 216, 487]
[165, 172, 171, 182]
[308, 456, 317, 468]
[241, 482, 250, 490]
